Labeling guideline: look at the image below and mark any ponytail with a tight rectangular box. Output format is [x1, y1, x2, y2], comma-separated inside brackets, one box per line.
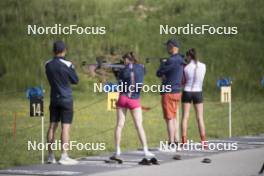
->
[186, 48, 197, 64]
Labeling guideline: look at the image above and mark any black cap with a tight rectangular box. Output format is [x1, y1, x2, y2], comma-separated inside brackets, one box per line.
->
[53, 40, 66, 54]
[165, 38, 180, 48]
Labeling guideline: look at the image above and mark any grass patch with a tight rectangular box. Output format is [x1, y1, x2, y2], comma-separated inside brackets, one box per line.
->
[0, 93, 263, 169]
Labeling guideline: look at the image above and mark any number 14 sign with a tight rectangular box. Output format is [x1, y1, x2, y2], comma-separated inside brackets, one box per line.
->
[30, 97, 44, 117]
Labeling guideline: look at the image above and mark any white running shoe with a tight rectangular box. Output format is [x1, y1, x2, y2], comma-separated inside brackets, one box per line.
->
[58, 155, 78, 165]
[144, 151, 155, 157]
[111, 151, 121, 158]
[47, 154, 56, 164]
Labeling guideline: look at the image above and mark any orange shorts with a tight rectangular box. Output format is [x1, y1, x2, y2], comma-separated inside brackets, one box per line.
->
[161, 93, 181, 120]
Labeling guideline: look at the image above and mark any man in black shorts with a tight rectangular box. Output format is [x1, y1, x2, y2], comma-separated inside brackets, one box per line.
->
[45, 41, 79, 165]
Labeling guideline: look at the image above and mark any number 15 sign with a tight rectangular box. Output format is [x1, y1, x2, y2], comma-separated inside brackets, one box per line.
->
[30, 97, 44, 117]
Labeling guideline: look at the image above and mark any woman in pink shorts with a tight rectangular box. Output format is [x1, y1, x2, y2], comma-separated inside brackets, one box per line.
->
[113, 52, 154, 158]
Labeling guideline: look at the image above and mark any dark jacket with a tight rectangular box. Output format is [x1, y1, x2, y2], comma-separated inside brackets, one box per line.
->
[45, 57, 79, 101]
[118, 63, 145, 99]
[156, 53, 185, 93]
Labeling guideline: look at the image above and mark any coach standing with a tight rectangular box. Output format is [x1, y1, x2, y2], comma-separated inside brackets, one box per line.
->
[45, 41, 79, 165]
[156, 39, 185, 147]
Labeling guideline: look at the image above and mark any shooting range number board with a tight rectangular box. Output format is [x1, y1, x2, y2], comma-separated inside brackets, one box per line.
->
[30, 97, 44, 117]
[221, 86, 231, 103]
[107, 92, 119, 111]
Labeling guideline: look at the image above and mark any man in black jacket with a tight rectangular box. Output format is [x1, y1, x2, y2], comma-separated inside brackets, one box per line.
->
[45, 41, 79, 165]
[157, 39, 185, 147]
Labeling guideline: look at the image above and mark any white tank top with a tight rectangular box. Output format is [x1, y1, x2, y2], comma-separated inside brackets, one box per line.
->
[184, 60, 206, 92]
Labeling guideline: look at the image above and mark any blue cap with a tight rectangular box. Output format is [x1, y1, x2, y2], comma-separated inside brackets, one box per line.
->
[53, 40, 66, 53]
[165, 38, 180, 48]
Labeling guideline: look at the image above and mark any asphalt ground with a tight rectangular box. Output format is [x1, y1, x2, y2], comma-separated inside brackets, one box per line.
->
[0, 134, 264, 176]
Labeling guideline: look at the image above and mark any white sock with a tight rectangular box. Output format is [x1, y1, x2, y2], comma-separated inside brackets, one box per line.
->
[61, 153, 68, 159]
[143, 146, 155, 157]
[116, 146, 121, 155]
[143, 146, 149, 154]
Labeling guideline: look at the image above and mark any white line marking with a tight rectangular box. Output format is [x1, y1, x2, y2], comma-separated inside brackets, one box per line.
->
[0, 169, 81, 175]
[210, 140, 264, 145]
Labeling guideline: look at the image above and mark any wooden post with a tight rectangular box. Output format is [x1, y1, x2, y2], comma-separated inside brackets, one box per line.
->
[41, 116, 44, 164]
[221, 86, 232, 137]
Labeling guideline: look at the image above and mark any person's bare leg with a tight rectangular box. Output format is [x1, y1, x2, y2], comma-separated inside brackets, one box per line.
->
[61, 123, 71, 154]
[194, 103, 206, 142]
[59, 123, 78, 164]
[131, 107, 154, 156]
[130, 108, 147, 147]
[114, 108, 126, 155]
[174, 102, 181, 142]
[166, 119, 176, 143]
[173, 118, 179, 142]
[47, 122, 58, 155]
[181, 103, 191, 143]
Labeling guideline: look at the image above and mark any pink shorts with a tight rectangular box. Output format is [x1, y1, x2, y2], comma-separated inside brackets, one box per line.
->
[116, 95, 141, 110]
